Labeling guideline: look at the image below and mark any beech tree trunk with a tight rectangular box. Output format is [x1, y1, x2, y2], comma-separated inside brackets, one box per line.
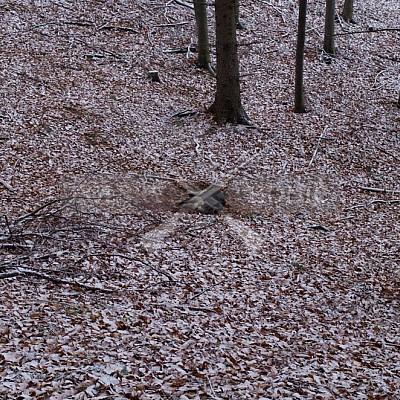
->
[209, 0, 250, 125]
[194, 0, 215, 75]
[294, 0, 307, 113]
[324, 0, 336, 56]
[342, 0, 354, 23]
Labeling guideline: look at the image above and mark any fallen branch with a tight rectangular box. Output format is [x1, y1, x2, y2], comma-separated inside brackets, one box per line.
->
[34, 20, 94, 28]
[306, 224, 330, 232]
[0, 243, 34, 250]
[153, 21, 191, 28]
[345, 198, 400, 211]
[163, 46, 197, 54]
[84, 53, 105, 59]
[151, 303, 216, 313]
[15, 199, 63, 224]
[369, 199, 400, 205]
[333, 27, 400, 36]
[174, 0, 194, 10]
[98, 24, 138, 34]
[0, 271, 20, 279]
[0, 267, 115, 292]
[359, 186, 400, 195]
[61, 20, 94, 27]
[169, 109, 197, 118]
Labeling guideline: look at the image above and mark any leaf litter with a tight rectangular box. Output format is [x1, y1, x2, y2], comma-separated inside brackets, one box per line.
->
[0, 0, 399, 398]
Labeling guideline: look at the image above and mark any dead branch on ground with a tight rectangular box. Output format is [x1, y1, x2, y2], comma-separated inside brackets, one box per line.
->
[359, 186, 400, 195]
[0, 267, 115, 292]
[174, 0, 194, 10]
[98, 24, 139, 33]
[346, 199, 400, 211]
[333, 27, 400, 36]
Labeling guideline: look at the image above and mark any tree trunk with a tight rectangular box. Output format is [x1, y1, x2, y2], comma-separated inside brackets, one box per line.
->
[294, 0, 307, 113]
[324, 0, 336, 57]
[209, 0, 250, 125]
[397, 91, 400, 109]
[194, 0, 215, 76]
[342, 0, 354, 23]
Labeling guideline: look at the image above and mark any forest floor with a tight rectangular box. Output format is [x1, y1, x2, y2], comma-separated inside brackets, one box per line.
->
[0, 0, 399, 399]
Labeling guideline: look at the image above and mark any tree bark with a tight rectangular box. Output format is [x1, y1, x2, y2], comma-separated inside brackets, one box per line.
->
[209, 0, 250, 125]
[294, 0, 307, 113]
[342, 0, 354, 23]
[194, 0, 215, 76]
[324, 0, 336, 57]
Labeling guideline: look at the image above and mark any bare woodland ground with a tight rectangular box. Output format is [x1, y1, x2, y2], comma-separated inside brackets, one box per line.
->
[0, 0, 399, 399]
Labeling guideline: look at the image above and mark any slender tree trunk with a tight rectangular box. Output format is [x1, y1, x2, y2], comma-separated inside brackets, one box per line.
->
[324, 0, 336, 57]
[342, 0, 354, 23]
[294, 0, 307, 113]
[209, 0, 250, 125]
[194, 0, 216, 76]
[397, 91, 400, 109]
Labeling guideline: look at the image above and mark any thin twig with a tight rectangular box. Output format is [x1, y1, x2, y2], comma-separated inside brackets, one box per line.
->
[192, 133, 201, 156]
[189, 280, 225, 301]
[376, 146, 400, 162]
[205, 62, 217, 77]
[0, 179, 14, 191]
[85, 253, 176, 282]
[4, 215, 12, 237]
[309, 127, 328, 167]
[74, 38, 126, 61]
[207, 374, 218, 399]
[144, 173, 178, 182]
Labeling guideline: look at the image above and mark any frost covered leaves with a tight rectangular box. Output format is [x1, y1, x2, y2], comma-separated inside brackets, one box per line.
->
[0, 0, 399, 398]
